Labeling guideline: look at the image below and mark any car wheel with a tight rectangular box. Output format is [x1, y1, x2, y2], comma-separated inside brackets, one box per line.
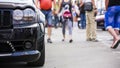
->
[27, 36, 45, 66]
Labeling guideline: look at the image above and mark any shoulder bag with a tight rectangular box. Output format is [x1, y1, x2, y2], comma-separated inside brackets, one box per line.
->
[84, 2, 93, 11]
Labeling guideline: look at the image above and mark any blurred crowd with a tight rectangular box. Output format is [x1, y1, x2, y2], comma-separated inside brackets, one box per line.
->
[51, 0, 85, 29]
[36, 0, 100, 43]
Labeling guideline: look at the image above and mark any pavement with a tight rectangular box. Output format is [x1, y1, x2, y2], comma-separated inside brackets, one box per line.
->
[44, 26, 120, 68]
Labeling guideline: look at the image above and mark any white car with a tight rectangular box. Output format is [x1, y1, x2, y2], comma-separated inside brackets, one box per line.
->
[95, 12, 105, 30]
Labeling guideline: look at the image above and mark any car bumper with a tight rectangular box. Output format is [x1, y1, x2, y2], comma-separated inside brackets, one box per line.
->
[0, 50, 40, 62]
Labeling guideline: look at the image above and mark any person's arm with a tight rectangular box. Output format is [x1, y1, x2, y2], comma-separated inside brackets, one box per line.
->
[53, 0, 56, 5]
[91, 0, 97, 16]
[56, 0, 62, 14]
[79, 0, 84, 7]
[52, 0, 56, 10]
[34, 0, 40, 9]
[91, 0, 97, 10]
[105, 0, 109, 10]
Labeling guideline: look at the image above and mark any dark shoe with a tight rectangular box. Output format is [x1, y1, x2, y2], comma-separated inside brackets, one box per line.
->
[62, 39, 65, 41]
[111, 40, 120, 49]
[92, 39, 99, 42]
[69, 39, 73, 43]
[47, 38, 52, 43]
[54, 26, 58, 29]
[86, 38, 92, 41]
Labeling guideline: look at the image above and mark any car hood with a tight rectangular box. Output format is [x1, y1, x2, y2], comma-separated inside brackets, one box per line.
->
[0, 0, 34, 8]
[0, 0, 32, 4]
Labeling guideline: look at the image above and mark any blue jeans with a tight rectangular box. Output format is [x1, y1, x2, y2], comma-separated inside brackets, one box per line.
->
[41, 9, 52, 27]
[105, 6, 120, 30]
[80, 12, 86, 29]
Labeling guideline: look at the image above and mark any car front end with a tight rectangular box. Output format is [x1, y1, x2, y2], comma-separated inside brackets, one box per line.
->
[0, 0, 45, 66]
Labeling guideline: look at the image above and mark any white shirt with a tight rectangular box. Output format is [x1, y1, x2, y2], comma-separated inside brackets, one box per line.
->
[82, 0, 91, 3]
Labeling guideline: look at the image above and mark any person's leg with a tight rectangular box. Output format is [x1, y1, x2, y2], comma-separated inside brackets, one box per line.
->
[107, 28, 120, 47]
[86, 11, 92, 41]
[54, 14, 59, 28]
[80, 13, 84, 29]
[105, 6, 120, 48]
[112, 29, 119, 45]
[111, 11, 120, 47]
[67, 19, 73, 43]
[80, 13, 86, 29]
[62, 19, 66, 41]
[47, 27, 52, 38]
[46, 10, 53, 43]
[83, 12, 86, 29]
[90, 11, 97, 41]
[77, 17, 81, 29]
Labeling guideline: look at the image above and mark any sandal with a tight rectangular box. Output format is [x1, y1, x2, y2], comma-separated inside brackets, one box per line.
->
[69, 39, 73, 43]
[62, 39, 65, 41]
[111, 39, 120, 49]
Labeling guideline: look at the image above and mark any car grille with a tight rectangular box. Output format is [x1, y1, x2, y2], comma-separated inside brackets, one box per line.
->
[0, 9, 13, 29]
[0, 41, 33, 53]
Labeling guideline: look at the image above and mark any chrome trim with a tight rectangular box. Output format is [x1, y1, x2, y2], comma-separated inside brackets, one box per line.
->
[14, 23, 39, 28]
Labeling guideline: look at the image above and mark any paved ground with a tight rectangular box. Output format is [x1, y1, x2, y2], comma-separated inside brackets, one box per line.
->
[44, 27, 120, 68]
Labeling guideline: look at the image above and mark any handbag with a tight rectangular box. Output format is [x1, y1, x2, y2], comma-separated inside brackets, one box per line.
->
[84, 2, 93, 11]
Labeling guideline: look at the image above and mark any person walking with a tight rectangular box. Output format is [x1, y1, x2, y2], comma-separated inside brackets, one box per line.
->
[79, 0, 86, 29]
[72, 1, 80, 28]
[56, 0, 73, 43]
[35, 0, 56, 43]
[81, 0, 98, 42]
[105, 0, 120, 49]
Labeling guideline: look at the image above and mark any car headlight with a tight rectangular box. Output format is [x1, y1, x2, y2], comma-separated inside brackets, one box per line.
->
[23, 8, 35, 21]
[13, 9, 23, 20]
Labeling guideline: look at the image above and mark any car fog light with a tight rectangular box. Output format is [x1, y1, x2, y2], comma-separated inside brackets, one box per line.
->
[24, 42, 32, 49]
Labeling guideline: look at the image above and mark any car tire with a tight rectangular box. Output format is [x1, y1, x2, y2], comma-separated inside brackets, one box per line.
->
[27, 36, 45, 66]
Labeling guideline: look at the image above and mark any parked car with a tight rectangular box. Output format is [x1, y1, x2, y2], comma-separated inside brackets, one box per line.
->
[0, 0, 45, 66]
[95, 10, 105, 31]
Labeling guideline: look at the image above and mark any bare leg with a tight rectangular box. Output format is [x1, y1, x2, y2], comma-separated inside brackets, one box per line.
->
[107, 28, 120, 47]
[47, 26, 52, 43]
[47, 27, 52, 39]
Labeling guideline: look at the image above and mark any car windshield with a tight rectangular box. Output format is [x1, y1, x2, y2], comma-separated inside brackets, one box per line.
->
[0, 0, 32, 3]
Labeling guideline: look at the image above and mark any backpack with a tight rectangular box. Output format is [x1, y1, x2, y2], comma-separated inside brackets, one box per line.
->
[84, 2, 93, 11]
[63, 9, 72, 19]
[63, 5, 72, 19]
[40, 0, 52, 10]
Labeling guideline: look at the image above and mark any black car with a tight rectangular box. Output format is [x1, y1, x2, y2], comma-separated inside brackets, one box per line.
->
[0, 0, 45, 66]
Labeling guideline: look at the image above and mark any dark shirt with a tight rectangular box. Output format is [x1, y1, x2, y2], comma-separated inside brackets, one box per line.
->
[108, 0, 120, 7]
[79, 4, 85, 13]
[61, 0, 72, 12]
